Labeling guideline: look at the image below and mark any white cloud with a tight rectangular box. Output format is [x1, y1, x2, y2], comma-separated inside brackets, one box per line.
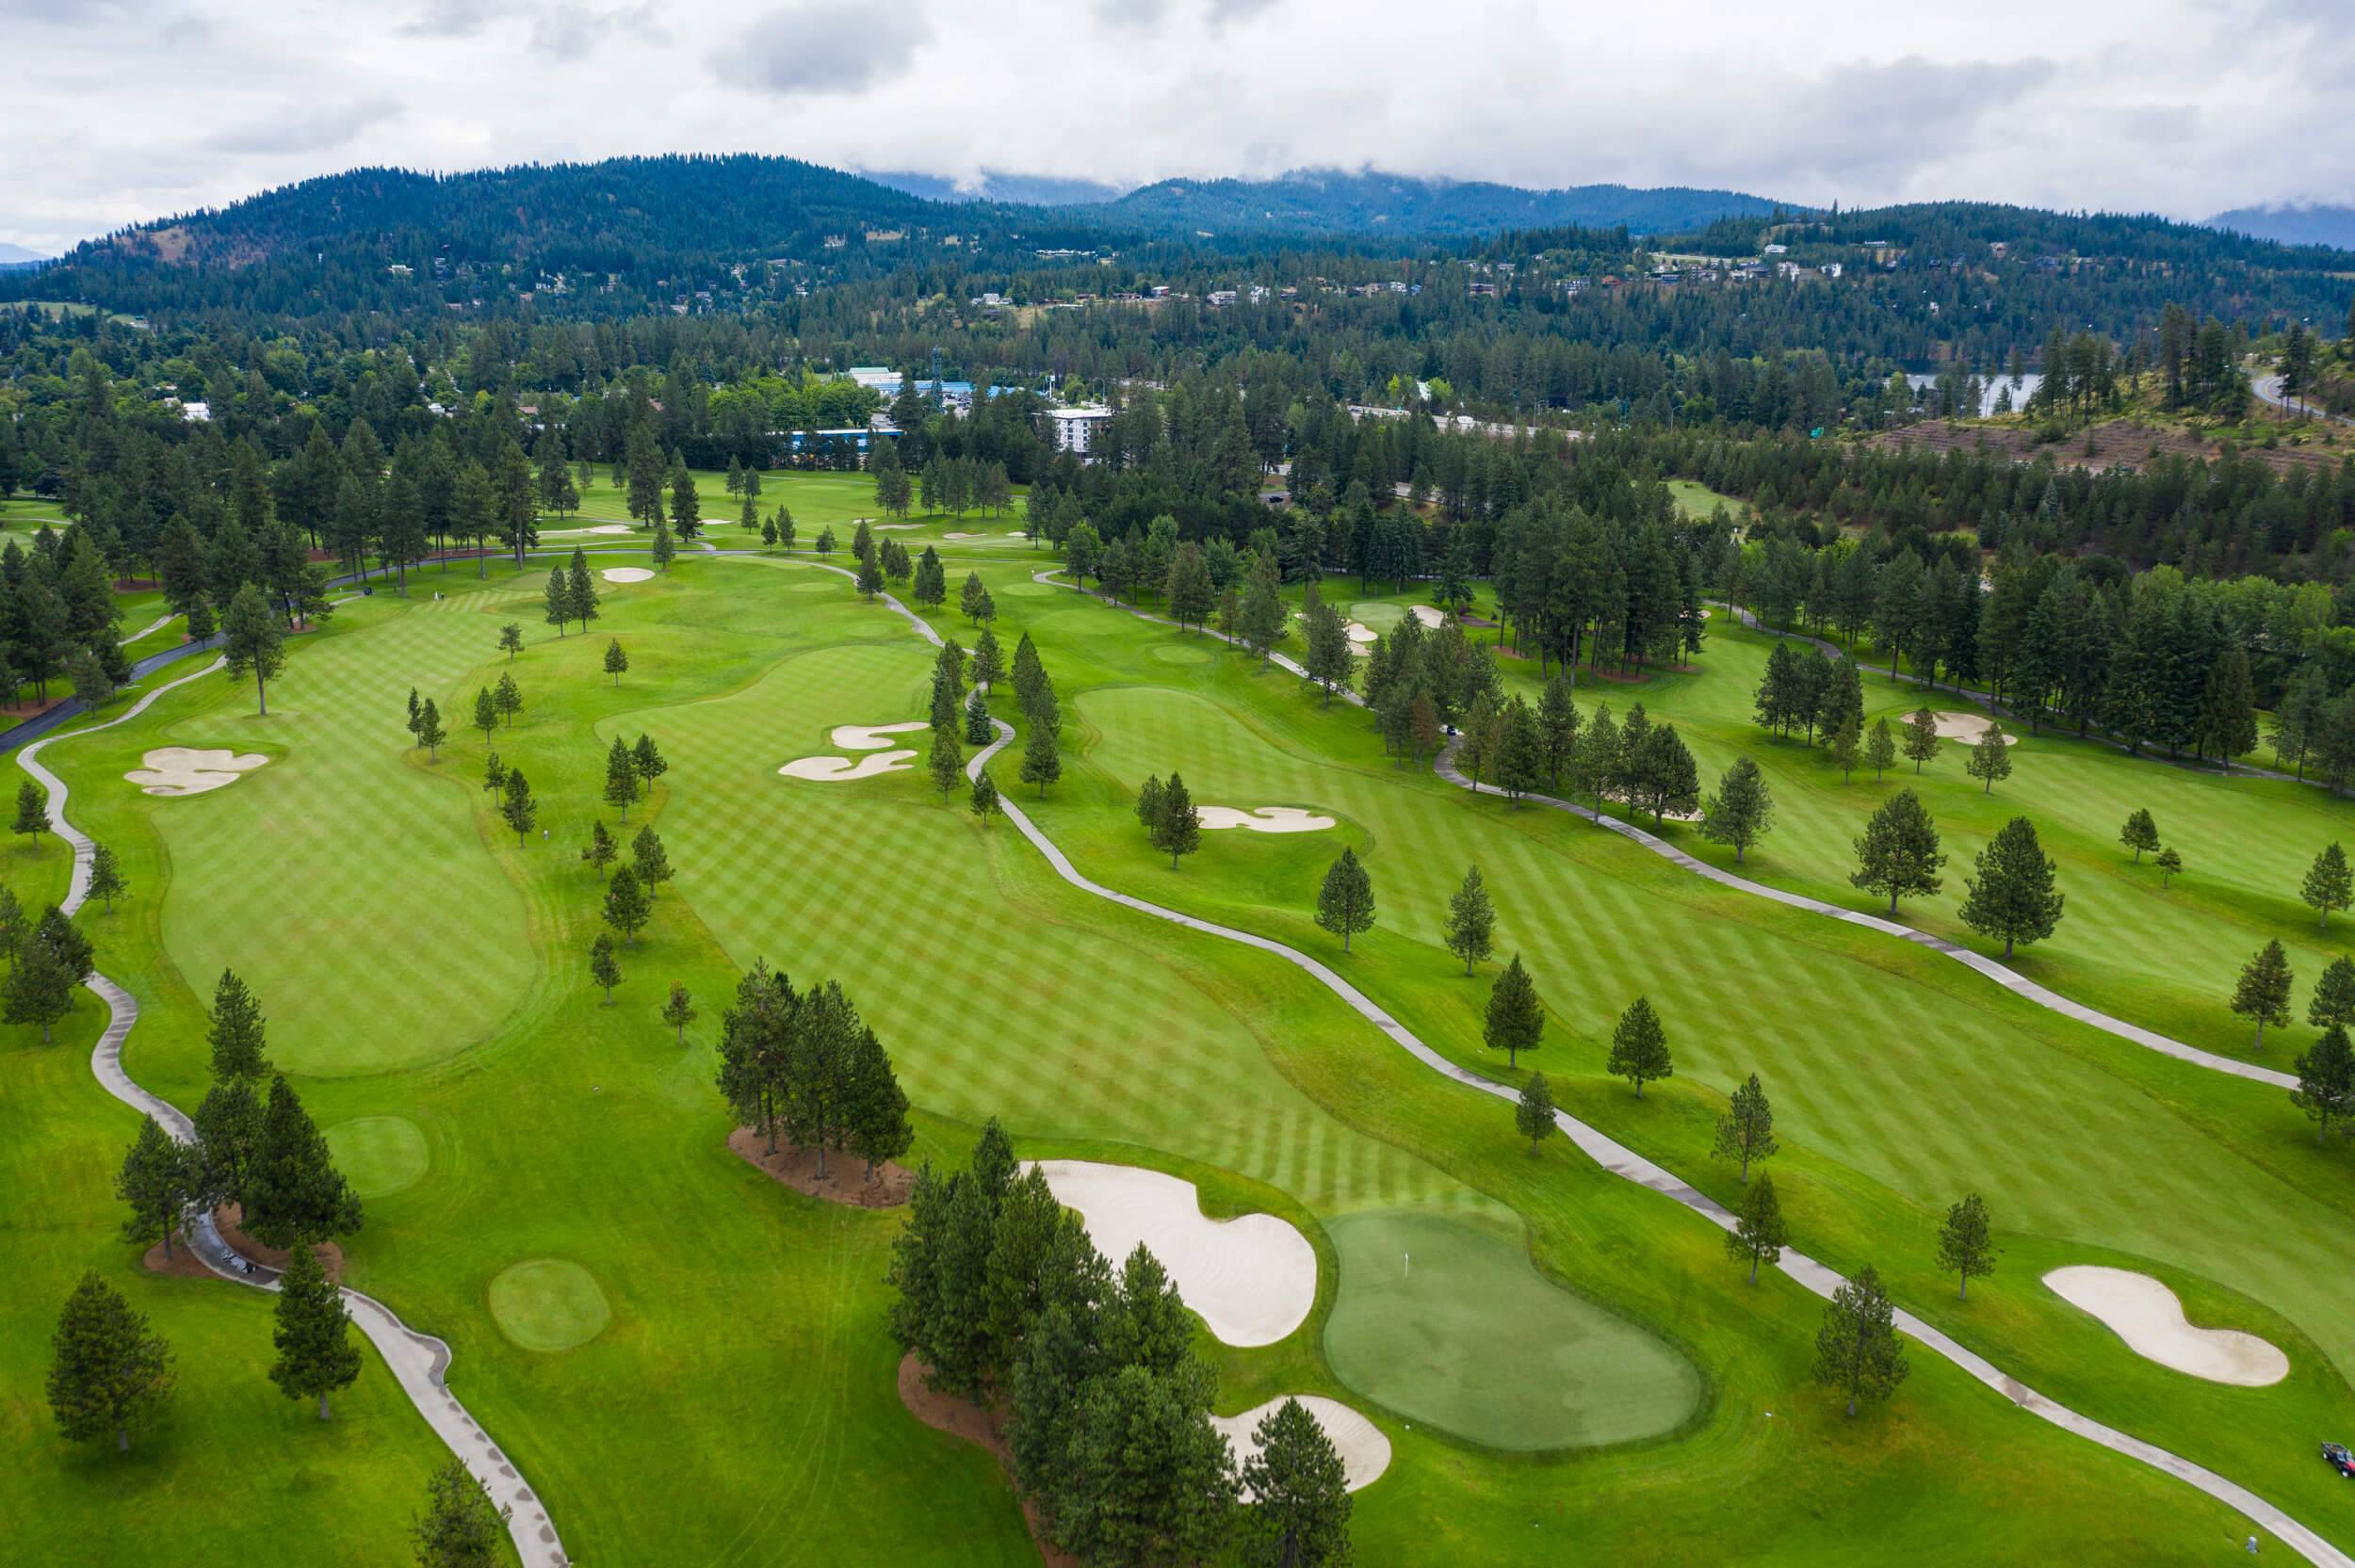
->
[1, 0, 2349, 254]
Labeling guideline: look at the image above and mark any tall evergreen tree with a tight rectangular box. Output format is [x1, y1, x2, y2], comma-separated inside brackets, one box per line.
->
[499, 767, 537, 846]
[1515, 1072, 1557, 1156]
[220, 583, 284, 716]
[1607, 996, 1674, 1097]
[87, 842, 127, 913]
[1935, 1192, 1997, 1300]
[603, 638, 628, 687]
[604, 736, 641, 819]
[270, 1240, 360, 1419]
[1238, 1397, 1354, 1568]
[2310, 955, 2355, 1030]
[603, 865, 651, 947]
[1700, 755, 1775, 864]
[662, 982, 698, 1044]
[243, 1074, 362, 1249]
[1315, 849, 1375, 952]
[590, 931, 622, 1002]
[46, 1271, 173, 1452]
[1958, 816, 2066, 959]
[1964, 722, 2013, 794]
[2291, 1026, 2355, 1146]
[413, 1457, 512, 1568]
[1902, 707, 1941, 772]
[1726, 1172, 1787, 1284]
[928, 719, 963, 795]
[580, 819, 616, 881]
[116, 1114, 196, 1259]
[1444, 865, 1496, 975]
[1153, 772, 1202, 868]
[1019, 718, 1061, 797]
[1712, 1073, 1778, 1182]
[2301, 843, 2351, 930]
[2119, 808, 2160, 862]
[2232, 940, 2295, 1049]
[1816, 1265, 1908, 1417]
[207, 968, 268, 1080]
[1851, 789, 1945, 914]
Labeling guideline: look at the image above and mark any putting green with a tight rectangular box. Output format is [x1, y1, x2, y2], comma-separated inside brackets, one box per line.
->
[324, 1115, 429, 1198]
[1324, 1209, 1701, 1450]
[488, 1259, 612, 1352]
[1349, 601, 1405, 633]
[1151, 642, 1211, 665]
[791, 580, 842, 593]
[999, 579, 1054, 596]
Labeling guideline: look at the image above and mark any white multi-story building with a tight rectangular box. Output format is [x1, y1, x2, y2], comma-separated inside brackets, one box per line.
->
[1048, 406, 1113, 458]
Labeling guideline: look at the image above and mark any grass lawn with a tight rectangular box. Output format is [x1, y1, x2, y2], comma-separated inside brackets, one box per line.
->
[3, 549, 2332, 1563]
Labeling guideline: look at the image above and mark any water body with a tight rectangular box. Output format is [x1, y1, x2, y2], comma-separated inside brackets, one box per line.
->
[1907, 372, 2041, 418]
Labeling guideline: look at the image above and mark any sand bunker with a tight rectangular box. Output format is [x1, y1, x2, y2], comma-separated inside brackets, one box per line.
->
[1034, 1160, 1314, 1347]
[1409, 605, 1446, 628]
[1295, 610, 1381, 645]
[2043, 1266, 2287, 1385]
[872, 523, 920, 530]
[1213, 1397, 1390, 1495]
[830, 721, 931, 751]
[1197, 806, 1336, 832]
[126, 748, 269, 797]
[944, 531, 991, 540]
[601, 566, 656, 583]
[582, 523, 632, 535]
[1933, 712, 2017, 746]
[779, 751, 916, 782]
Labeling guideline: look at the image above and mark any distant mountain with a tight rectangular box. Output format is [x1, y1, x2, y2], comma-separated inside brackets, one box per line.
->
[865, 170, 1129, 207]
[1092, 169, 1790, 237]
[0, 242, 46, 264]
[2204, 203, 2355, 251]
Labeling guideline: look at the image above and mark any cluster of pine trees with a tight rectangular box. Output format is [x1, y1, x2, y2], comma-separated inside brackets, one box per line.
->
[887, 1123, 1352, 1567]
[712, 962, 912, 1183]
[0, 876, 96, 1042]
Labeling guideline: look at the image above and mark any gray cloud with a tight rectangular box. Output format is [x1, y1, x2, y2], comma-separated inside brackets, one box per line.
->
[201, 99, 402, 157]
[712, 5, 932, 95]
[530, 1, 660, 60]
[399, 0, 496, 38]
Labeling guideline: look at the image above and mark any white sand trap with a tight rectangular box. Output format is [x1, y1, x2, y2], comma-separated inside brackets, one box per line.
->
[1294, 610, 1381, 644]
[829, 721, 931, 751]
[126, 747, 269, 797]
[779, 750, 915, 782]
[872, 523, 920, 530]
[1934, 712, 2017, 746]
[582, 523, 632, 535]
[601, 566, 656, 583]
[2043, 1267, 2287, 1385]
[1198, 805, 1337, 832]
[1033, 1160, 1315, 1347]
[1213, 1397, 1390, 1495]
[943, 531, 989, 540]
[1409, 605, 1446, 628]
[1004, 530, 1028, 538]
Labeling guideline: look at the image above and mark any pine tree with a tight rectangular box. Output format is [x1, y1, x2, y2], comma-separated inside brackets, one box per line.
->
[662, 982, 697, 1045]
[968, 769, 999, 828]
[1315, 849, 1375, 952]
[1958, 816, 2065, 959]
[604, 638, 628, 687]
[581, 821, 616, 881]
[244, 1075, 362, 1249]
[413, 1457, 512, 1568]
[1700, 756, 1775, 864]
[1864, 717, 1897, 780]
[12, 779, 45, 843]
[603, 865, 651, 946]
[2155, 846, 2184, 886]
[1444, 865, 1496, 975]
[1019, 721, 1062, 797]
[2195, 645, 2259, 771]
[494, 671, 523, 727]
[270, 1239, 360, 1418]
[972, 625, 1005, 692]
[1536, 671, 1581, 788]
[2120, 808, 2159, 862]
[1935, 1193, 1997, 1300]
[843, 1027, 913, 1181]
[116, 1114, 196, 1258]
[1965, 722, 2012, 794]
[221, 583, 284, 715]
[632, 733, 668, 787]
[652, 514, 676, 572]
[1903, 707, 1941, 772]
[590, 931, 622, 1002]
[1483, 954, 1543, 1067]
[604, 736, 640, 819]
[499, 767, 537, 846]
[2311, 955, 2355, 1030]
[481, 749, 507, 796]
[46, 1270, 173, 1452]
[1851, 789, 1945, 914]
[2232, 940, 2295, 1048]
[1712, 1073, 1778, 1182]
[498, 623, 524, 660]
[1828, 709, 1861, 783]
[2302, 843, 2352, 930]
[963, 687, 994, 745]
[1571, 703, 1619, 814]
[414, 698, 446, 761]
[928, 719, 963, 795]
[1238, 1397, 1354, 1568]
[1153, 771, 1201, 868]
[1515, 1072, 1557, 1155]
[631, 826, 671, 895]
[2291, 1026, 2355, 1146]
[207, 968, 268, 1079]
[473, 686, 497, 742]
[1607, 995, 1674, 1097]
[1726, 1172, 1787, 1284]
[87, 842, 127, 913]
[1816, 1265, 1909, 1416]
[543, 568, 570, 635]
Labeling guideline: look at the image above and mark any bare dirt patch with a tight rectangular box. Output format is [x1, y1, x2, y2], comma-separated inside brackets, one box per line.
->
[140, 1234, 216, 1280]
[213, 1204, 344, 1283]
[728, 1127, 911, 1208]
[897, 1353, 1077, 1568]
[1872, 418, 2344, 477]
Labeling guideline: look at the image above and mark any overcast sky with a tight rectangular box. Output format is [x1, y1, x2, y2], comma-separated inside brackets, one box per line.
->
[4, 0, 2350, 254]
